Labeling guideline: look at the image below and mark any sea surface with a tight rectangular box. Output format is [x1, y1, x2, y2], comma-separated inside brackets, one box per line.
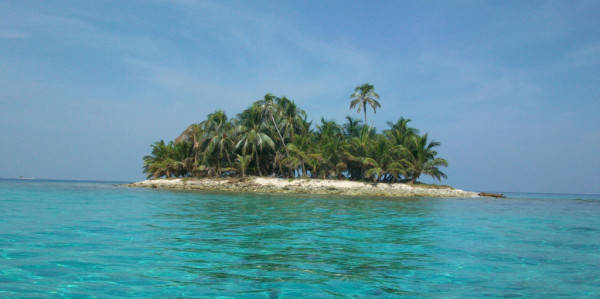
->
[1, 179, 599, 297]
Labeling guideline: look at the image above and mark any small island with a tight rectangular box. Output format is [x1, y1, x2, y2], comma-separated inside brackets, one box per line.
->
[130, 84, 478, 197]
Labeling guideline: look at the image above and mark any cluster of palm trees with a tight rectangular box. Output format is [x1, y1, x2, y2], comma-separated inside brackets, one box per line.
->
[143, 84, 448, 183]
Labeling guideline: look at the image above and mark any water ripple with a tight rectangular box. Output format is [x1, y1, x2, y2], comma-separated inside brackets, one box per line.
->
[0, 180, 599, 297]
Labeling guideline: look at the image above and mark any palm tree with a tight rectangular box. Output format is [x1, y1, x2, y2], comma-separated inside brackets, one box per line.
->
[346, 126, 375, 180]
[259, 93, 287, 149]
[350, 83, 381, 125]
[143, 140, 173, 179]
[385, 117, 419, 147]
[317, 134, 347, 179]
[402, 134, 448, 183]
[235, 104, 276, 176]
[343, 116, 363, 138]
[171, 141, 194, 177]
[204, 110, 233, 175]
[189, 123, 205, 165]
[315, 118, 342, 141]
[369, 135, 392, 182]
[236, 154, 252, 177]
[143, 140, 194, 178]
[365, 162, 384, 182]
[279, 97, 307, 143]
[286, 134, 311, 177]
[306, 152, 326, 178]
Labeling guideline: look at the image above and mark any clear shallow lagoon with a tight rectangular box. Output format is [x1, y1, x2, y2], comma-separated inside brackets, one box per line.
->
[1, 179, 599, 297]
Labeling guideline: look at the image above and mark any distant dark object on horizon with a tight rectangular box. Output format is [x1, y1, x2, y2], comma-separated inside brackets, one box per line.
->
[479, 192, 505, 198]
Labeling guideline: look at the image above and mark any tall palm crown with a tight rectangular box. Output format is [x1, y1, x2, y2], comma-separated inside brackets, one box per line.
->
[350, 83, 381, 125]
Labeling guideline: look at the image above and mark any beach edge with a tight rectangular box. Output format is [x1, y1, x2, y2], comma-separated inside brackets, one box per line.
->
[122, 177, 478, 198]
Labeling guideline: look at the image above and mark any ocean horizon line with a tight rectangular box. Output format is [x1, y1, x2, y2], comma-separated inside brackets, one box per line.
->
[3, 177, 597, 197]
[0, 177, 134, 184]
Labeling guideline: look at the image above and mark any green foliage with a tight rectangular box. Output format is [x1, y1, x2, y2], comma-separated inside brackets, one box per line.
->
[143, 86, 449, 183]
[235, 154, 252, 177]
[143, 140, 194, 179]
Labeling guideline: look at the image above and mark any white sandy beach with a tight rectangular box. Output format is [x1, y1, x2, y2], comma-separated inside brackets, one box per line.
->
[124, 177, 477, 198]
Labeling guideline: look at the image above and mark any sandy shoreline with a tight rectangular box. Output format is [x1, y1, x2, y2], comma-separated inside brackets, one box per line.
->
[123, 177, 478, 198]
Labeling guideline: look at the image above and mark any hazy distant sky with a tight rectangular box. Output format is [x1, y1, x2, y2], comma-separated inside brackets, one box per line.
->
[1, 1, 599, 193]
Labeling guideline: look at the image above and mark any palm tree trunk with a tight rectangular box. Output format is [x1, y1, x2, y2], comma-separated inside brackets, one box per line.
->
[278, 162, 283, 177]
[193, 140, 198, 165]
[290, 126, 296, 143]
[225, 151, 232, 168]
[363, 102, 367, 124]
[408, 176, 417, 184]
[271, 113, 290, 158]
[217, 159, 221, 177]
[255, 149, 263, 176]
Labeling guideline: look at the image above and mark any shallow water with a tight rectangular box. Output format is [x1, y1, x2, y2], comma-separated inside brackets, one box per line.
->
[1, 179, 599, 297]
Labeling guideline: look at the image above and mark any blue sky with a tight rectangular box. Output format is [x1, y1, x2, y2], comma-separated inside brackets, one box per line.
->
[1, 1, 599, 194]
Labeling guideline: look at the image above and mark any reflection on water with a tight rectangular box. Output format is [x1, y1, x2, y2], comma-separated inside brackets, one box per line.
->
[149, 193, 434, 296]
[0, 180, 599, 297]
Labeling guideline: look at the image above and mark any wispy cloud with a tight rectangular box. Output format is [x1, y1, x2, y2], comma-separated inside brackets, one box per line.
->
[564, 44, 600, 68]
[0, 28, 26, 39]
[119, 0, 379, 120]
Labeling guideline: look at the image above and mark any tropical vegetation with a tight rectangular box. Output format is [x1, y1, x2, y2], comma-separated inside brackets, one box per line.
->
[143, 84, 448, 184]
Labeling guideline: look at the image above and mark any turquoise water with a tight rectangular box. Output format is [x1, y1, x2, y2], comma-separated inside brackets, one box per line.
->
[1, 179, 599, 297]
